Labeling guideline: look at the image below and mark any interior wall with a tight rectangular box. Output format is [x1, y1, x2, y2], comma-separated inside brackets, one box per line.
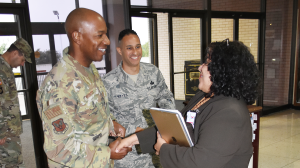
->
[263, 0, 293, 107]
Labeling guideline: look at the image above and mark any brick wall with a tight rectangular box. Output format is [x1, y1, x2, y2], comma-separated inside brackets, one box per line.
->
[239, 19, 259, 62]
[263, 0, 293, 106]
[157, 13, 171, 90]
[211, 0, 260, 12]
[151, 0, 204, 10]
[172, 17, 201, 100]
[211, 19, 234, 42]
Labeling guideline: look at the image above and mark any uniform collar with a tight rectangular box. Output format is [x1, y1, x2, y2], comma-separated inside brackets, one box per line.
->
[117, 61, 146, 86]
[62, 47, 99, 85]
[0, 56, 12, 69]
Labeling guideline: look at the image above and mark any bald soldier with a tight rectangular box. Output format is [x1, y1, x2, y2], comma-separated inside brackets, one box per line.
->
[0, 38, 32, 167]
[36, 8, 130, 167]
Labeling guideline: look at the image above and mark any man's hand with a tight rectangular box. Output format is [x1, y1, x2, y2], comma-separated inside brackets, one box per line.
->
[113, 121, 126, 138]
[116, 134, 139, 153]
[109, 137, 131, 160]
[0, 137, 7, 145]
[154, 132, 166, 155]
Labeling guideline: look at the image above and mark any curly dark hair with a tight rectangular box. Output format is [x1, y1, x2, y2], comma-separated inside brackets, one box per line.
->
[205, 40, 260, 105]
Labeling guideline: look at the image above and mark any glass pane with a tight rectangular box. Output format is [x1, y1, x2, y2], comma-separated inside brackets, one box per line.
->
[33, 35, 52, 75]
[263, 0, 293, 109]
[211, 19, 233, 42]
[211, 0, 260, 12]
[0, 36, 16, 54]
[98, 69, 106, 77]
[79, 0, 103, 15]
[131, 17, 152, 64]
[131, 0, 147, 6]
[15, 77, 24, 90]
[0, 14, 15, 22]
[0, 0, 21, 3]
[135, 0, 204, 10]
[28, 0, 75, 22]
[239, 19, 259, 63]
[172, 17, 201, 102]
[17, 92, 26, 115]
[157, 12, 171, 89]
[54, 34, 68, 61]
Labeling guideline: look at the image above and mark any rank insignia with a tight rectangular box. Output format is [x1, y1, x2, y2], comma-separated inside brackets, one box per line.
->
[52, 118, 69, 134]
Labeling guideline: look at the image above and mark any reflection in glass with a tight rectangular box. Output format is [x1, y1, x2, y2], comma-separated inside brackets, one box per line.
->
[172, 17, 201, 100]
[211, 19, 233, 42]
[54, 34, 69, 61]
[79, 0, 103, 15]
[32, 35, 53, 74]
[239, 19, 259, 63]
[28, 0, 75, 22]
[131, 17, 152, 64]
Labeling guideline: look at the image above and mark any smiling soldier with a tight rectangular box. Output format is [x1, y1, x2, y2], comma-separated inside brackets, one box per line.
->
[36, 8, 130, 168]
[102, 29, 175, 168]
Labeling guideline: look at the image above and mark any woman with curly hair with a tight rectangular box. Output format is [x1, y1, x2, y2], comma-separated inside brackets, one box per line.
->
[116, 40, 260, 168]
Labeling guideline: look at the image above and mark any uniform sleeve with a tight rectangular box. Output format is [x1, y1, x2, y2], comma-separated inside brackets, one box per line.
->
[36, 82, 112, 167]
[0, 70, 22, 138]
[156, 69, 176, 110]
[102, 79, 117, 121]
[158, 108, 251, 168]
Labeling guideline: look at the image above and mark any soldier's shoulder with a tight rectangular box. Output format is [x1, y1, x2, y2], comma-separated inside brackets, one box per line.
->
[102, 68, 120, 86]
[140, 62, 160, 74]
[39, 60, 69, 89]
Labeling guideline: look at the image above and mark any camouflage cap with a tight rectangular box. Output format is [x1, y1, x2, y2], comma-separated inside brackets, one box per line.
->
[13, 38, 33, 63]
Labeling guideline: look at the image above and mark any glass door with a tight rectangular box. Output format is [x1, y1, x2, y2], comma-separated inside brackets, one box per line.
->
[0, 10, 31, 119]
[131, 13, 158, 66]
[170, 13, 203, 110]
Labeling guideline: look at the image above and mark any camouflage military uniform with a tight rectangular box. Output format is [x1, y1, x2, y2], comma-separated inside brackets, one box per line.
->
[102, 62, 175, 168]
[0, 56, 24, 167]
[36, 47, 115, 168]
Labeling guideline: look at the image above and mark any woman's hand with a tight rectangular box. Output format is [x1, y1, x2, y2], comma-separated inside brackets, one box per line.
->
[154, 131, 166, 155]
[116, 134, 139, 153]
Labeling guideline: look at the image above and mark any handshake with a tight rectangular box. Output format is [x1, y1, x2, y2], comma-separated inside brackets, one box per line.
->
[109, 122, 144, 160]
[111, 121, 166, 159]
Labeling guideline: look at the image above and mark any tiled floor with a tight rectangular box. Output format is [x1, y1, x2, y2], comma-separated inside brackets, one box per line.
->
[259, 109, 300, 168]
[21, 108, 300, 168]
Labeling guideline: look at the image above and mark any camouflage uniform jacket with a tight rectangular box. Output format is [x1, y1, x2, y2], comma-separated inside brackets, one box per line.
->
[0, 56, 23, 139]
[36, 47, 114, 167]
[102, 62, 175, 167]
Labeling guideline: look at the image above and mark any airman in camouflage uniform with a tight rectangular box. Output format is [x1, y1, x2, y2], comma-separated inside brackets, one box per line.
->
[102, 29, 175, 168]
[36, 8, 129, 168]
[0, 38, 33, 167]
[36, 47, 115, 167]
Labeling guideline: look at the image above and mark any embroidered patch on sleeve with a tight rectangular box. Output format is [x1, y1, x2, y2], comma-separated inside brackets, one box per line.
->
[52, 118, 69, 134]
[44, 105, 63, 120]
